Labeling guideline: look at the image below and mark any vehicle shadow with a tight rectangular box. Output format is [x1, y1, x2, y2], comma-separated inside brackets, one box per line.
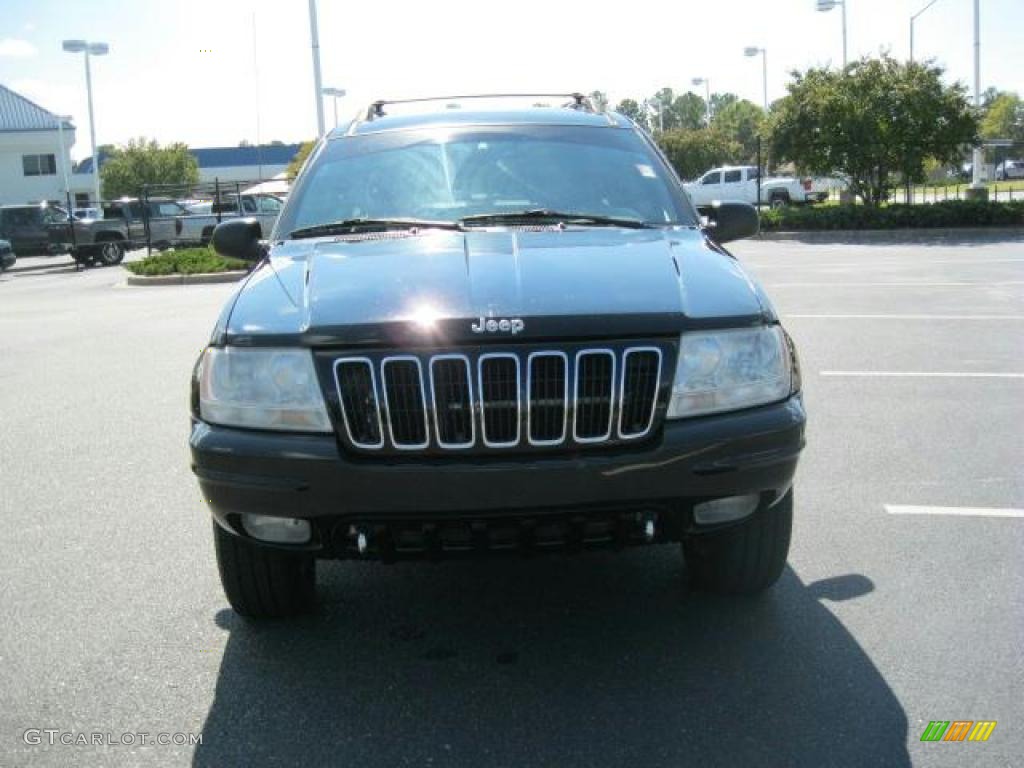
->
[194, 552, 909, 767]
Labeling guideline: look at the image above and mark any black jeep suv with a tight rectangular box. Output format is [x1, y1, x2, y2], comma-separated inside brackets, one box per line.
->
[191, 95, 805, 618]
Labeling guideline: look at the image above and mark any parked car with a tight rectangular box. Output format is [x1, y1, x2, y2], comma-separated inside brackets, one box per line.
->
[191, 94, 806, 618]
[996, 160, 1024, 181]
[684, 165, 828, 208]
[0, 204, 72, 256]
[0, 238, 15, 271]
[176, 193, 284, 246]
[69, 197, 187, 266]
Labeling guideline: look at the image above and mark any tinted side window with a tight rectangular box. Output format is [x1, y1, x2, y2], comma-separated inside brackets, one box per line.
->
[701, 171, 721, 185]
[723, 170, 742, 183]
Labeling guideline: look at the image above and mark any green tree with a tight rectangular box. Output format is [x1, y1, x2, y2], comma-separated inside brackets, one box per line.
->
[99, 138, 199, 199]
[671, 92, 707, 131]
[713, 99, 767, 164]
[769, 56, 976, 206]
[656, 128, 743, 180]
[286, 140, 317, 180]
[980, 92, 1023, 143]
[709, 92, 738, 118]
[614, 98, 648, 130]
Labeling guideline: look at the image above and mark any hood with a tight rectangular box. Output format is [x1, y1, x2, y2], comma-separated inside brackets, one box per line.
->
[223, 228, 770, 346]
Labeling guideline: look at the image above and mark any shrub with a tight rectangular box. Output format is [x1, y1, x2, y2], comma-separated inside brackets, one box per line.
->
[759, 200, 1024, 231]
[124, 248, 249, 276]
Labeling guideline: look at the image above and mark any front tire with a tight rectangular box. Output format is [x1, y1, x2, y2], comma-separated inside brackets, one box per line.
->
[683, 490, 793, 595]
[213, 522, 317, 618]
[98, 239, 125, 266]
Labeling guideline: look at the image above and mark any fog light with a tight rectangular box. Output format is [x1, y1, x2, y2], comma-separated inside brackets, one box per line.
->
[241, 513, 311, 544]
[693, 494, 760, 525]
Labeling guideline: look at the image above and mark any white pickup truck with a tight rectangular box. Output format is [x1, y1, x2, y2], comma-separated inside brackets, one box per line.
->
[684, 166, 829, 208]
[176, 193, 285, 246]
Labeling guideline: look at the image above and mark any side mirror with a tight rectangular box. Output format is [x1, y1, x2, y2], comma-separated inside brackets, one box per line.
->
[696, 201, 759, 244]
[212, 218, 265, 261]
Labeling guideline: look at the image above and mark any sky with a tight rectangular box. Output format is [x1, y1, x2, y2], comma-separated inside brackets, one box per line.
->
[1, 0, 1022, 162]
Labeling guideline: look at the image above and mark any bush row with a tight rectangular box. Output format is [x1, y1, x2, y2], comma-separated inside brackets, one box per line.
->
[759, 200, 1024, 231]
[124, 248, 249, 276]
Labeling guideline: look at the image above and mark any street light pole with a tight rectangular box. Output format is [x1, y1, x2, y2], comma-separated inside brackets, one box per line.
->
[816, 0, 848, 68]
[970, 0, 984, 194]
[744, 47, 768, 111]
[691, 78, 711, 125]
[62, 40, 108, 205]
[322, 88, 347, 129]
[55, 115, 72, 202]
[308, 0, 325, 138]
[910, 0, 940, 62]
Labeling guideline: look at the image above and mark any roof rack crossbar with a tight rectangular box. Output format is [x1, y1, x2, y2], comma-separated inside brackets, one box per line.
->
[362, 93, 593, 121]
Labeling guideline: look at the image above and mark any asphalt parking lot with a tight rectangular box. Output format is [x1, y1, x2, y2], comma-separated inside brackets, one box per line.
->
[1, 234, 1022, 767]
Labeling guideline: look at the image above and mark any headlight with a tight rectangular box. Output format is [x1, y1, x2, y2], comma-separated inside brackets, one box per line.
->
[666, 326, 792, 419]
[198, 347, 331, 432]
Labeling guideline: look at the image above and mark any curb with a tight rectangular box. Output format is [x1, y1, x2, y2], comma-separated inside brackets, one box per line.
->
[123, 270, 248, 286]
[757, 226, 1024, 243]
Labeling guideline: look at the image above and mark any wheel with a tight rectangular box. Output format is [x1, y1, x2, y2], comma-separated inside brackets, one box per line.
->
[683, 490, 793, 595]
[213, 522, 317, 618]
[98, 239, 125, 266]
[769, 194, 789, 209]
[200, 228, 214, 247]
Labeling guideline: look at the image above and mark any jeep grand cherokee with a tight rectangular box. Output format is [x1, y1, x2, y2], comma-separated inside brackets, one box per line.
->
[190, 94, 806, 618]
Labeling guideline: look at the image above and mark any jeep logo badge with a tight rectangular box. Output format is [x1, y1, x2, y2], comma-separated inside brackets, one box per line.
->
[471, 316, 525, 335]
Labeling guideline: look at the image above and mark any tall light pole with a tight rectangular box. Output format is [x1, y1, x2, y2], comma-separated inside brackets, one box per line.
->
[322, 87, 347, 129]
[62, 39, 108, 204]
[910, 0, 941, 62]
[307, 0, 325, 138]
[744, 47, 768, 111]
[691, 78, 711, 125]
[55, 115, 73, 204]
[969, 0, 985, 197]
[816, 0, 848, 68]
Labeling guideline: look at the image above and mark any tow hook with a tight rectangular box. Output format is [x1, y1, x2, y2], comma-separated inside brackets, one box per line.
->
[349, 525, 369, 555]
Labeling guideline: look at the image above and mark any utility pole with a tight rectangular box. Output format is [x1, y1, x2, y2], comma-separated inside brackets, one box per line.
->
[910, 0, 940, 63]
[968, 0, 986, 199]
[308, 0, 325, 138]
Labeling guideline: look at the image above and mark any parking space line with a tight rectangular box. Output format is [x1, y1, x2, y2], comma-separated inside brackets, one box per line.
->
[786, 314, 1024, 320]
[820, 371, 1024, 378]
[886, 505, 1024, 518]
[766, 281, 1024, 287]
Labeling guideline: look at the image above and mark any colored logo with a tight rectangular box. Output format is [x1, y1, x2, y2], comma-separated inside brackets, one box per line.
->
[920, 721, 996, 742]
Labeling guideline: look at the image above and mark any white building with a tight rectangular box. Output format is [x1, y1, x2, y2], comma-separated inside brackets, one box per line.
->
[0, 83, 94, 206]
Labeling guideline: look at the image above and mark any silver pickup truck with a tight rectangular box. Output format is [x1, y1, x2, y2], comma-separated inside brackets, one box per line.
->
[69, 198, 187, 266]
[177, 193, 284, 246]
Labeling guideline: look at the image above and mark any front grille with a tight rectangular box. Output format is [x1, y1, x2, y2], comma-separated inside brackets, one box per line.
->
[330, 342, 667, 455]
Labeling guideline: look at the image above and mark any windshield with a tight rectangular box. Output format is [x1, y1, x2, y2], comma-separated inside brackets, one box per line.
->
[275, 125, 695, 237]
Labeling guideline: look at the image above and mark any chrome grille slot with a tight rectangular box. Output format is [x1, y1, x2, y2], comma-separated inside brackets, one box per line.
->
[334, 358, 384, 448]
[573, 350, 615, 442]
[479, 354, 520, 447]
[528, 352, 568, 445]
[381, 357, 429, 449]
[429, 355, 474, 449]
[618, 348, 662, 439]
[330, 343, 666, 454]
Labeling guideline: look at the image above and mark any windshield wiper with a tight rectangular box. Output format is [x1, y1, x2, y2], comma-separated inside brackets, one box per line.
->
[289, 217, 460, 239]
[459, 209, 654, 229]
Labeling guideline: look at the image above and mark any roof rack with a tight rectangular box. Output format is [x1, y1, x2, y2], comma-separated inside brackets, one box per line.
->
[362, 93, 594, 121]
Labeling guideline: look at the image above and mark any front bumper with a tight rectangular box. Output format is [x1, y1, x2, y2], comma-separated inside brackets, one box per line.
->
[191, 395, 806, 558]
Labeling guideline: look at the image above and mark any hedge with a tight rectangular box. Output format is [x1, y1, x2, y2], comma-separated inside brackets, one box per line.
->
[759, 200, 1024, 231]
[124, 248, 249, 276]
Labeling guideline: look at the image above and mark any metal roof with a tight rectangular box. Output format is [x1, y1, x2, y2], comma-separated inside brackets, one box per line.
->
[0, 83, 74, 132]
[76, 143, 303, 174]
[337, 108, 626, 137]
